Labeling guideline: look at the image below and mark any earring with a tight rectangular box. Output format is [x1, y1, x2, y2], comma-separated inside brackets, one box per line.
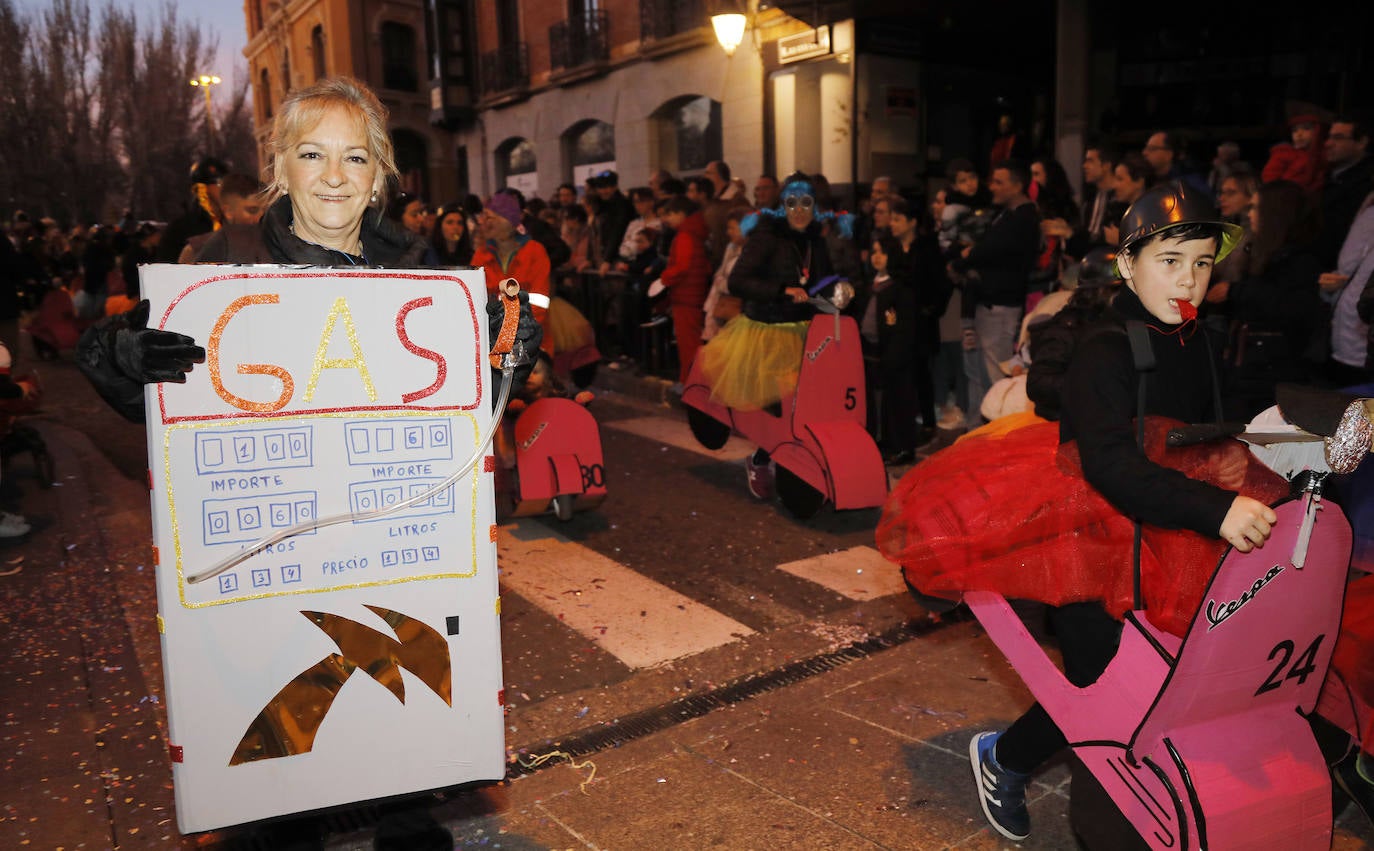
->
[371, 190, 378, 203]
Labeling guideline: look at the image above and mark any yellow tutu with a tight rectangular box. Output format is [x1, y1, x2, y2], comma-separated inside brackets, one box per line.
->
[547, 296, 595, 354]
[700, 316, 808, 410]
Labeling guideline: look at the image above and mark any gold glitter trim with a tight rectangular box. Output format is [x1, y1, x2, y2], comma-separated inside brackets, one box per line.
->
[156, 613, 166, 634]
[495, 596, 501, 615]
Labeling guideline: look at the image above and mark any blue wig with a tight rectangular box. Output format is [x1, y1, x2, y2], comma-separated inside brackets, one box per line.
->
[741, 174, 854, 239]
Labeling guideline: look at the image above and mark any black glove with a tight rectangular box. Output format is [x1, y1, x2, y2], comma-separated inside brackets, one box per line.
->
[114, 299, 206, 384]
[486, 291, 542, 389]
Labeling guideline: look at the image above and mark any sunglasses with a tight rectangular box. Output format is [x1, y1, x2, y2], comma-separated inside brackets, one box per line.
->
[784, 195, 815, 211]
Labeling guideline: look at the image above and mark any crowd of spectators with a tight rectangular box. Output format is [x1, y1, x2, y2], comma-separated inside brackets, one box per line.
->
[4, 109, 1374, 474]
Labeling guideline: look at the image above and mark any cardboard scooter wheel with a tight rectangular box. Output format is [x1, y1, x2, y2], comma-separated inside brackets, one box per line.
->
[552, 494, 575, 522]
[776, 465, 825, 519]
[687, 405, 731, 450]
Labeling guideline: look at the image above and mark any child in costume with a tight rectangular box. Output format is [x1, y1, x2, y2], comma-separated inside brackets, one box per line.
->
[880, 183, 1284, 841]
[703, 172, 850, 497]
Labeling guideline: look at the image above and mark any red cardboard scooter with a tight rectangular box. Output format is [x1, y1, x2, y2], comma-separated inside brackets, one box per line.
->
[682, 284, 886, 519]
[505, 395, 606, 521]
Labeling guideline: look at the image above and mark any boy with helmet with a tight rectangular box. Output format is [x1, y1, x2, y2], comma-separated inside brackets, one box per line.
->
[962, 183, 1275, 841]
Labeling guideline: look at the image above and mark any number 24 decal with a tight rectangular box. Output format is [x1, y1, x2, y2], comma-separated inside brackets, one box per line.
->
[1255, 634, 1325, 696]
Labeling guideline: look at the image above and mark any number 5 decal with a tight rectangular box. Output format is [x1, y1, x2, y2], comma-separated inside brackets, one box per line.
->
[844, 387, 857, 410]
[1255, 634, 1325, 696]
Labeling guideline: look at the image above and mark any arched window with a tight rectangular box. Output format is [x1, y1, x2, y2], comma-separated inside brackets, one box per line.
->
[562, 119, 615, 186]
[381, 22, 419, 92]
[311, 26, 326, 80]
[392, 128, 429, 198]
[495, 137, 537, 197]
[259, 68, 273, 119]
[651, 95, 722, 174]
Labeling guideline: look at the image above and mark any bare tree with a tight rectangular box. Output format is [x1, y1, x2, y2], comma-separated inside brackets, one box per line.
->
[105, 3, 213, 222]
[0, 0, 225, 225]
[217, 72, 263, 184]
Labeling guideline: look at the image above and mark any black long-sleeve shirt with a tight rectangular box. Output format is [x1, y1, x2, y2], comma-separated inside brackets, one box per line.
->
[1059, 287, 1235, 536]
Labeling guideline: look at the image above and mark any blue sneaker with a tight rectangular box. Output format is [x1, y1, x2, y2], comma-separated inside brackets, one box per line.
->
[969, 730, 1031, 841]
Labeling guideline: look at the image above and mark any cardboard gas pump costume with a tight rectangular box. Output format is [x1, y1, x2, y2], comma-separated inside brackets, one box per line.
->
[141, 264, 506, 833]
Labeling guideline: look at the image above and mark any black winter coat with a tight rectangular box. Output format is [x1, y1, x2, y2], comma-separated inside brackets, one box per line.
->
[196, 196, 428, 266]
[877, 232, 948, 359]
[728, 216, 833, 323]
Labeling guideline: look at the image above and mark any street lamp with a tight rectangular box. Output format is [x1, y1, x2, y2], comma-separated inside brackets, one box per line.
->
[712, 0, 759, 57]
[189, 74, 222, 152]
[711, 13, 747, 56]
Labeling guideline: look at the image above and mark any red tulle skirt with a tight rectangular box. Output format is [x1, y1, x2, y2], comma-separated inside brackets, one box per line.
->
[876, 418, 1290, 637]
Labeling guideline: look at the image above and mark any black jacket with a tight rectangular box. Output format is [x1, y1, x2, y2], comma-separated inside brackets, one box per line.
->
[878, 232, 948, 358]
[196, 197, 428, 267]
[594, 192, 635, 266]
[728, 216, 833, 323]
[1228, 244, 1324, 362]
[957, 199, 1039, 315]
[1318, 156, 1374, 268]
[1059, 287, 1234, 537]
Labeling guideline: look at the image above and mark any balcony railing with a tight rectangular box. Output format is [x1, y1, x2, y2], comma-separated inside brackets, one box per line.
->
[640, 0, 705, 42]
[549, 10, 609, 73]
[480, 43, 529, 98]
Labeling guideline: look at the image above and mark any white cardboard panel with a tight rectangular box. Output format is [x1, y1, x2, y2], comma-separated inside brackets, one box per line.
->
[141, 265, 504, 833]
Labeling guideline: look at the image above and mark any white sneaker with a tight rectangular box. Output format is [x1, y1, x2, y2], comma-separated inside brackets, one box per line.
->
[0, 512, 30, 538]
[937, 404, 966, 430]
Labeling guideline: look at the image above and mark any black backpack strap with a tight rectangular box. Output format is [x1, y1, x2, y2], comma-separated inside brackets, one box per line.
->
[1124, 319, 1155, 611]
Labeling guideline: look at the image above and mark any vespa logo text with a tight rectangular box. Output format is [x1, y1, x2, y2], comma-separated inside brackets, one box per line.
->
[519, 421, 548, 451]
[806, 335, 833, 362]
[1205, 564, 1283, 631]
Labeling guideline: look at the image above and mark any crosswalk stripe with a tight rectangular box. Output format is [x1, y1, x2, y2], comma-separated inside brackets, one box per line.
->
[605, 415, 754, 462]
[497, 519, 755, 669]
[776, 546, 907, 601]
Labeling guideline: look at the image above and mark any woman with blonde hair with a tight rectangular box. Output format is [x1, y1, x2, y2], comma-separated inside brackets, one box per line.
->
[195, 75, 425, 267]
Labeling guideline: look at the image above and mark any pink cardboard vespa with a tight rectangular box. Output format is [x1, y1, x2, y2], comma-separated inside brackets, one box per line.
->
[682, 278, 887, 519]
[966, 391, 1370, 849]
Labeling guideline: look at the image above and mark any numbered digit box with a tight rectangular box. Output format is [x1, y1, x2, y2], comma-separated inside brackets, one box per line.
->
[422, 546, 440, 562]
[376, 427, 395, 452]
[269, 502, 293, 528]
[200, 438, 225, 469]
[380, 486, 403, 507]
[237, 506, 262, 531]
[405, 426, 423, 449]
[251, 569, 271, 589]
[264, 434, 286, 461]
[349, 427, 371, 455]
[289, 433, 310, 459]
[431, 486, 452, 508]
[218, 573, 239, 594]
[429, 424, 448, 447]
[293, 499, 315, 523]
[381, 550, 398, 567]
[280, 564, 302, 584]
[233, 437, 256, 465]
[205, 510, 231, 540]
[402, 548, 419, 565]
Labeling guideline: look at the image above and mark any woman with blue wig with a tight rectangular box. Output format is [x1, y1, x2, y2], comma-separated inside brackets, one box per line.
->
[707, 171, 847, 498]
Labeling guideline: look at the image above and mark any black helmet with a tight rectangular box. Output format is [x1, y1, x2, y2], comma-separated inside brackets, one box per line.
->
[1077, 246, 1120, 289]
[1115, 181, 1243, 274]
[189, 156, 229, 185]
